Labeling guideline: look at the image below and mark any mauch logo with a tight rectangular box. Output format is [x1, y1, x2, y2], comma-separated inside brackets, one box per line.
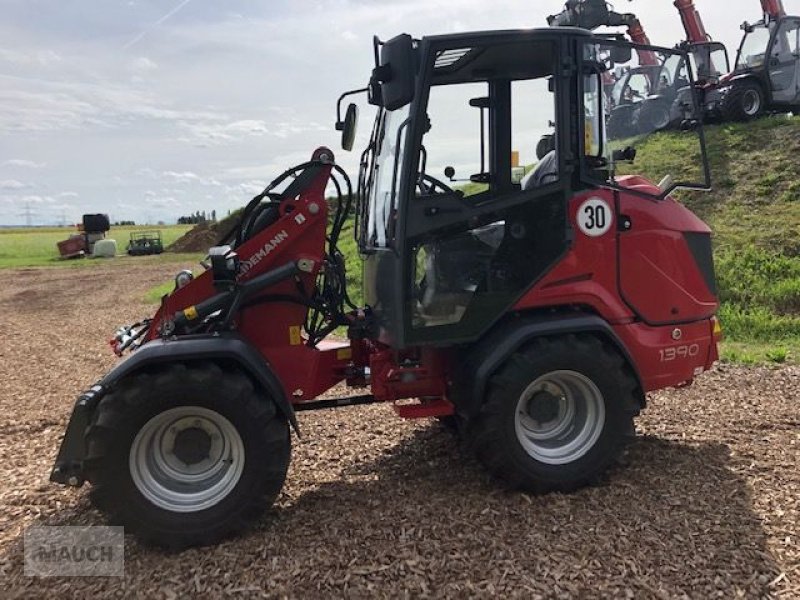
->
[240, 230, 289, 275]
[24, 526, 124, 577]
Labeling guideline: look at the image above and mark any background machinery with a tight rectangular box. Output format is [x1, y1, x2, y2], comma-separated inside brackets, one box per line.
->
[673, 0, 730, 83]
[705, 0, 800, 120]
[549, 0, 733, 132]
[127, 230, 164, 256]
[547, 1, 675, 135]
[50, 26, 721, 548]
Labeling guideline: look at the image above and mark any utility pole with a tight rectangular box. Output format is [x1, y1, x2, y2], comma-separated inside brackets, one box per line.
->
[18, 202, 38, 227]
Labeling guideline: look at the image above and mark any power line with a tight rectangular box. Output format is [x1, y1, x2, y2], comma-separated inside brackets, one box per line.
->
[17, 202, 39, 227]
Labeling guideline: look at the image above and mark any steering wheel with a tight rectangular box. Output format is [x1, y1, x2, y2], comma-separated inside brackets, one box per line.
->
[417, 173, 455, 196]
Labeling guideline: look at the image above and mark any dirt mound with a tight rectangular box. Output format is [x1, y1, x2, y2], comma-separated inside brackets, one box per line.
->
[168, 212, 240, 253]
[167, 222, 219, 253]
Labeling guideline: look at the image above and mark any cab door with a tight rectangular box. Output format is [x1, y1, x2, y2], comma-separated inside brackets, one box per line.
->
[398, 37, 571, 347]
[768, 19, 800, 104]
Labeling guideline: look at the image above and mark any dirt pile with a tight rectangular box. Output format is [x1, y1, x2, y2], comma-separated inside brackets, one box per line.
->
[168, 212, 240, 253]
[167, 222, 219, 253]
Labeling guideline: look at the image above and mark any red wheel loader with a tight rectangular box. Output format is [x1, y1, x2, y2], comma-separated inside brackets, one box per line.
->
[50, 27, 721, 548]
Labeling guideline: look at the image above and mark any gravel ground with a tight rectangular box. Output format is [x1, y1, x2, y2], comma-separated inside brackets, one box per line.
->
[0, 261, 797, 598]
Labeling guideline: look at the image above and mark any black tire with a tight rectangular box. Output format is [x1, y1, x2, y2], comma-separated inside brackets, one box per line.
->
[83, 362, 290, 549]
[467, 335, 640, 494]
[636, 100, 672, 134]
[607, 108, 635, 140]
[436, 414, 463, 435]
[721, 80, 765, 121]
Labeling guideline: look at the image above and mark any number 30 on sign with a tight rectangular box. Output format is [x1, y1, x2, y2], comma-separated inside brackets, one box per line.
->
[577, 197, 613, 238]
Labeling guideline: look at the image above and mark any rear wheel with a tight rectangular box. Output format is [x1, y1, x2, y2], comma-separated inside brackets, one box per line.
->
[722, 81, 765, 121]
[636, 100, 672, 134]
[607, 108, 635, 139]
[468, 335, 640, 493]
[84, 362, 290, 548]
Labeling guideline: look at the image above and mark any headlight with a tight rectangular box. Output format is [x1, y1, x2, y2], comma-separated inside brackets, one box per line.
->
[174, 269, 194, 290]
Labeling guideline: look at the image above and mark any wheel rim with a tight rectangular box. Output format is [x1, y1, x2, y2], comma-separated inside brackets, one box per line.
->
[514, 371, 606, 465]
[652, 107, 670, 130]
[129, 406, 245, 513]
[742, 89, 761, 116]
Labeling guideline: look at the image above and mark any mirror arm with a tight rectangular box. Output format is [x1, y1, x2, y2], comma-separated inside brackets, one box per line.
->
[336, 88, 369, 129]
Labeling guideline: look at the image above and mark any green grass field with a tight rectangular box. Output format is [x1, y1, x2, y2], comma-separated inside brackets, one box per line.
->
[0, 225, 195, 269]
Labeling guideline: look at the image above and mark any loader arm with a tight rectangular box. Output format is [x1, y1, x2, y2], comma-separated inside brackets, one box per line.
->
[761, 0, 787, 21]
[674, 0, 709, 43]
[547, 0, 659, 66]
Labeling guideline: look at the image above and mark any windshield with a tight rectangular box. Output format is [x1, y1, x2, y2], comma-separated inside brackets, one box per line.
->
[737, 24, 772, 70]
[691, 44, 730, 80]
[359, 106, 410, 249]
[584, 41, 710, 197]
[660, 54, 683, 87]
[611, 74, 627, 105]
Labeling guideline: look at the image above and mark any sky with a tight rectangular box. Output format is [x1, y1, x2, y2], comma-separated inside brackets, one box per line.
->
[0, 0, 787, 226]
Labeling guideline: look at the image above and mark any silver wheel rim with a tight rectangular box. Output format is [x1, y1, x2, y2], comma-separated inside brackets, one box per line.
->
[514, 371, 606, 465]
[129, 406, 245, 513]
[743, 89, 761, 116]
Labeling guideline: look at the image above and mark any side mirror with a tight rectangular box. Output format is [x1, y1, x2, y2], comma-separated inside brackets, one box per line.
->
[336, 103, 359, 151]
[444, 166, 456, 180]
[612, 146, 637, 162]
[374, 34, 416, 111]
[610, 45, 632, 65]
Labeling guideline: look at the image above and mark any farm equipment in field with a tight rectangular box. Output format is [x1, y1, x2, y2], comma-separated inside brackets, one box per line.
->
[703, 0, 800, 120]
[127, 230, 164, 256]
[56, 214, 111, 259]
[50, 26, 722, 549]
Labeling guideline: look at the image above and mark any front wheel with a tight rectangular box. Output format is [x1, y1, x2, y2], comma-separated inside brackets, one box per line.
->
[468, 335, 640, 493]
[636, 100, 672, 134]
[721, 81, 765, 121]
[83, 362, 290, 548]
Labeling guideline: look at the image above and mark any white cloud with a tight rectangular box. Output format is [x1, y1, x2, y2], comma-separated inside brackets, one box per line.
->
[0, 48, 62, 68]
[160, 171, 220, 186]
[0, 75, 229, 134]
[0, 179, 27, 190]
[161, 170, 199, 183]
[2, 159, 46, 169]
[130, 56, 158, 73]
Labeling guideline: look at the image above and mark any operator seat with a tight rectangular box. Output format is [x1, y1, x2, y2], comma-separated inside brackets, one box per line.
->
[522, 150, 558, 190]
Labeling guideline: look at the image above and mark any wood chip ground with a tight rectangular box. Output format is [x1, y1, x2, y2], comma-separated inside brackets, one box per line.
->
[0, 261, 797, 598]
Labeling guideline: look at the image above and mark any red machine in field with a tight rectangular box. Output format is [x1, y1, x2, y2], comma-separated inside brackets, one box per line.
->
[50, 27, 721, 548]
[673, 0, 730, 81]
[704, 0, 800, 120]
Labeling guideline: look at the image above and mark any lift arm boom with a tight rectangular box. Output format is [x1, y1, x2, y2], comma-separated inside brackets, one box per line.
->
[547, 0, 659, 65]
[673, 0, 709, 43]
[761, 0, 787, 20]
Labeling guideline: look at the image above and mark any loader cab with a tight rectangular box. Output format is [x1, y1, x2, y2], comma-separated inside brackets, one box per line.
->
[689, 41, 730, 83]
[354, 29, 709, 348]
[735, 16, 800, 105]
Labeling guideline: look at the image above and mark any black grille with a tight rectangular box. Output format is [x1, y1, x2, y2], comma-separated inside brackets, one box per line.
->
[683, 232, 717, 296]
